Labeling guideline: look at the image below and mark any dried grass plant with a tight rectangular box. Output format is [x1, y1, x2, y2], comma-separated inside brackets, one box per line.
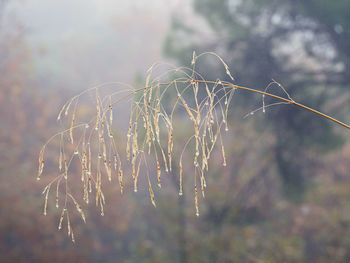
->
[37, 52, 350, 243]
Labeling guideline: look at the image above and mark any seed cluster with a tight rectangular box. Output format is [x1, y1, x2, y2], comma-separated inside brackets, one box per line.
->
[37, 52, 237, 242]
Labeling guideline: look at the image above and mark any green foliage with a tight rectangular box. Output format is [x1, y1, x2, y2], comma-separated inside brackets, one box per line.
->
[164, 0, 349, 198]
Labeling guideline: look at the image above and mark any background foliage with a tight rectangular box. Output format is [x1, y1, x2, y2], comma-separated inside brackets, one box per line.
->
[2, 0, 350, 262]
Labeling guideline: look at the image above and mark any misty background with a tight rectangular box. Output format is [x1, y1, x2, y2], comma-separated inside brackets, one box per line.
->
[2, 0, 350, 262]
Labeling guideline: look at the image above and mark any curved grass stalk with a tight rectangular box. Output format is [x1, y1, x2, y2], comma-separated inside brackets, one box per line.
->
[37, 52, 350, 243]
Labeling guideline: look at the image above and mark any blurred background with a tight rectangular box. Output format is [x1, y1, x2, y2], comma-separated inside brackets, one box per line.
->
[2, 0, 350, 262]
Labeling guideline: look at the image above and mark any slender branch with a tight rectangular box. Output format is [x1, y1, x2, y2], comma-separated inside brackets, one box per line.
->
[145, 80, 350, 130]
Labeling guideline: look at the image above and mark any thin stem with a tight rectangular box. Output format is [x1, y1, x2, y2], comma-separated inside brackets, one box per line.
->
[139, 80, 350, 130]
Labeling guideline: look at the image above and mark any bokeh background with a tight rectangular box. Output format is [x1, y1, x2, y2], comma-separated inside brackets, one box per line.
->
[2, 0, 350, 262]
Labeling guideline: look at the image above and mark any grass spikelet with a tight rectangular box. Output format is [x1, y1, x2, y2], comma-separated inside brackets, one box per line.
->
[145, 64, 156, 105]
[180, 96, 200, 143]
[83, 178, 89, 204]
[59, 149, 62, 171]
[191, 50, 196, 65]
[100, 120, 105, 141]
[81, 152, 86, 182]
[148, 178, 156, 207]
[195, 184, 199, 217]
[134, 159, 141, 192]
[148, 85, 153, 104]
[118, 164, 123, 194]
[67, 212, 71, 236]
[200, 172, 205, 198]
[154, 99, 160, 142]
[88, 176, 92, 193]
[156, 159, 161, 188]
[114, 154, 117, 170]
[220, 133, 227, 167]
[37, 148, 45, 181]
[57, 103, 66, 121]
[69, 194, 86, 223]
[64, 158, 68, 179]
[225, 66, 234, 81]
[64, 99, 73, 116]
[160, 146, 169, 173]
[71, 230, 75, 243]
[95, 170, 101, 206]
[43, 184, 50, 216]
[69, 111, 75, 144]
[131, 155, 136, 181]
[100, 198, 104, 216]
[56, 179, 61, 208]
[131, 122, 138, 181]
[126, 119, 132, 161]
[104, 158, 112, 182]
[58, 209, 65, 230]
[179, 158, 183, 196]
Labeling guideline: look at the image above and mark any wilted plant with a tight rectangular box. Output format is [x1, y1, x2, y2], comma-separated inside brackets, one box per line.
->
[37, 52, 350, 243]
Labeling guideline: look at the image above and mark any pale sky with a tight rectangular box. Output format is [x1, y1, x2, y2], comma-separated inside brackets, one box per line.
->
[4, 0, 191, 88]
